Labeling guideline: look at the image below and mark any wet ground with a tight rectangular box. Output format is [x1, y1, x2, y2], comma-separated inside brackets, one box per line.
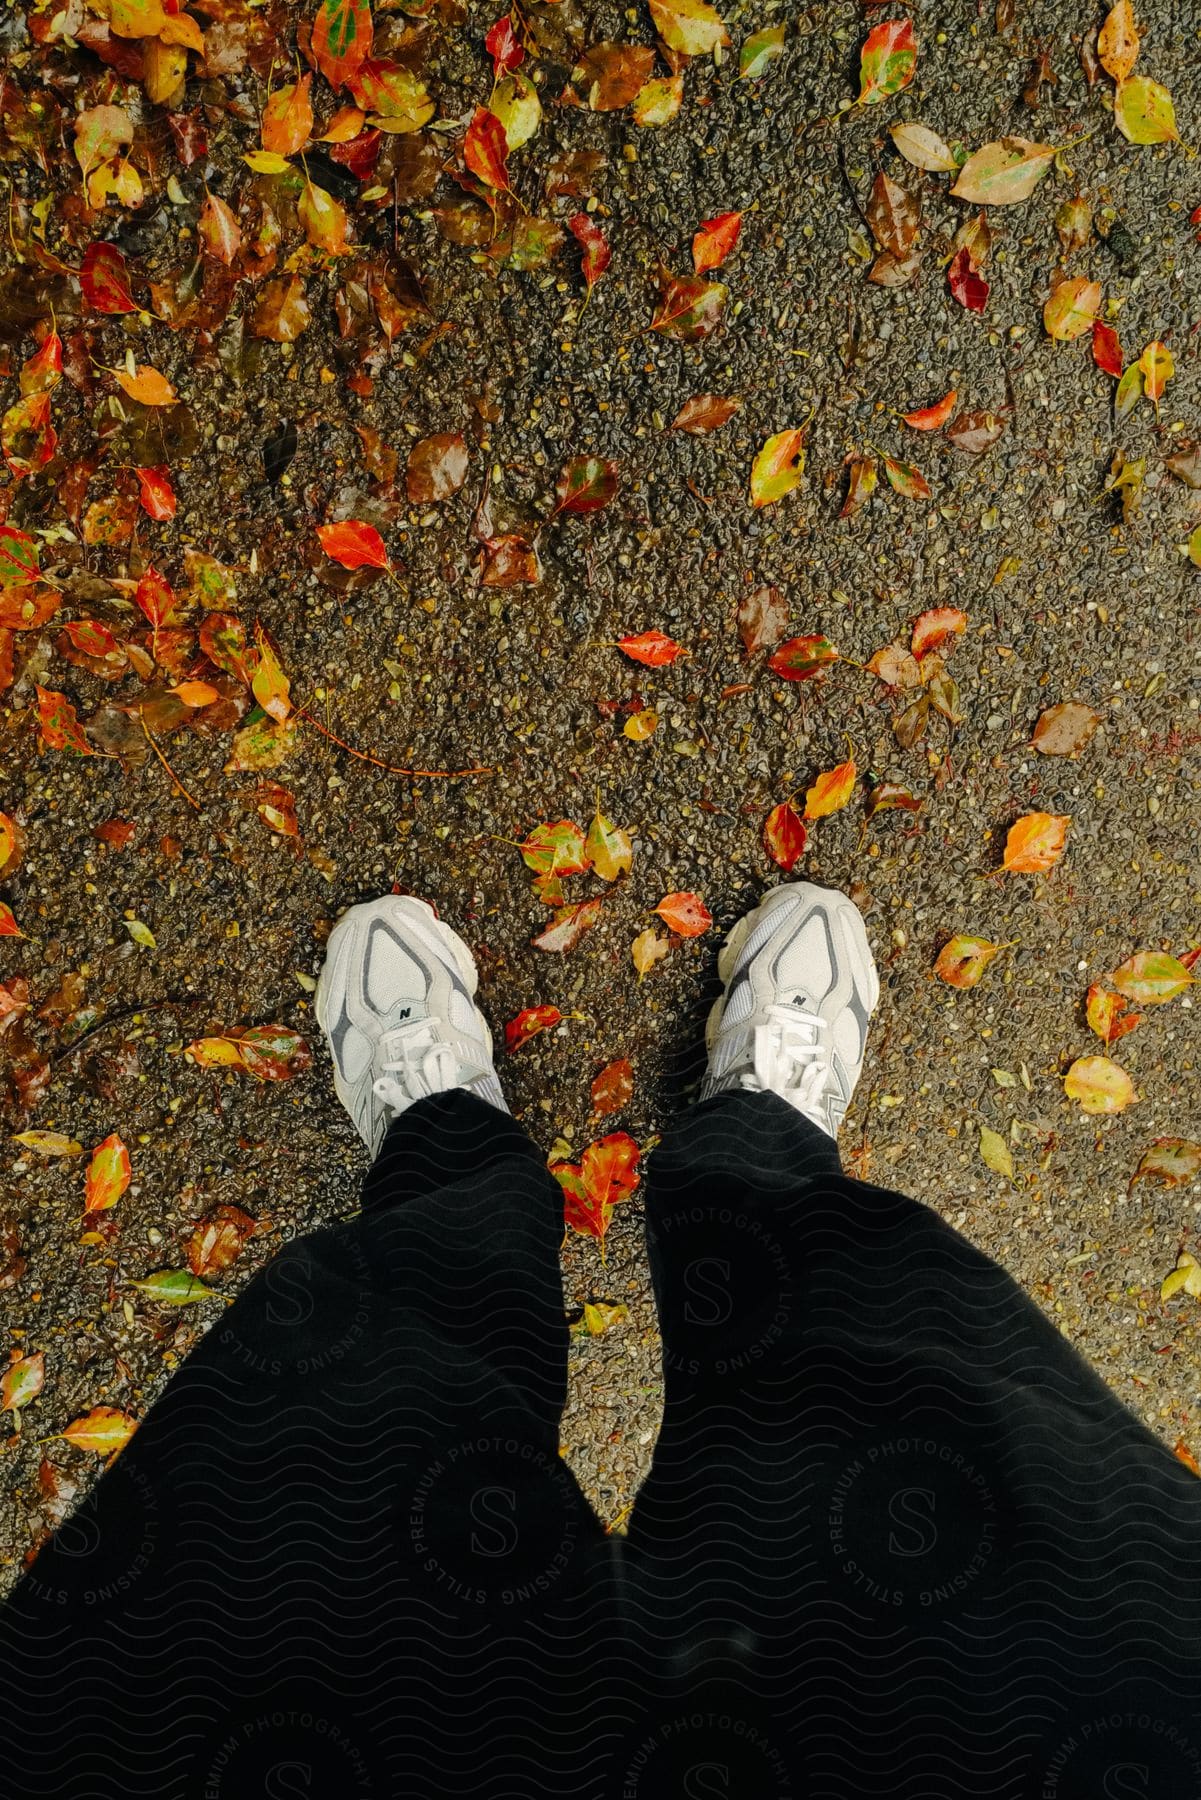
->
[2, 0, 1200, 1581]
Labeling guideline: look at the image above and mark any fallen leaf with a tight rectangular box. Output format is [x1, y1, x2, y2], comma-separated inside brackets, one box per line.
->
[804, 756, 856, 820]
[945, 409, 1006, 454]
[465, 104, 510, 191]
[649, 0, 729, 57]
[254, 782, 300, 837]
[1138, 340, 1173, 407]
[903, 388, 957, 430]
[0, 811, 23, 878]
[1130, 1139, 1201, 1192]
[586, 807, 632, 881]
[37, 687, 93, 756]
[750, 430, 806, 507]
[934, 935, 1002, 989]
[532, 898, 602, 953]
[407, 433, 469, 503]
[979, 1123, 1013, 1180]
[592, 1057, 633, 1116]
[1161, 1252, 1201, 1302]
[187, 1204, 257, 1278]
[866, 172, 919, 256]
[317, 519, 389, 569]
[567, 213, 611, 303]
[252, 629, 291, 724]
[1113, 75, 1177, 144]
[485, 12, 523, 80]
[251, 275, 311, 343]
[653, 891, 712, 937]
[623, 709, 658, 742]
[618, 630, 682, 667]
[865, 778, 921, 820]
[12, 1131, 83, 1156]
[504, 1004, 563, 1053]
[692, 210, 741, 274]
[857, 17, 917, 104]
[1064, 1055, 1136, 1114]
[581, 1300, 628, 1334]
[312, 0, 373, 89]
[1115, 362, 1143, 419]
[1098, 0, 1139, 82]
[631, 927, 669, 975]
[881, 453, 930, 499]
[81, 242, 137, 314]
[951, 137, 1056, 205]
[889, 120, 957, 171]
[1086, 983, 1140, 1045]
[1, 1350, 44, 1414]
[186, 1026, 311, 1080]
[631, 74, 685, 126]
[671, 394, 741, 433]
[0, 904, 24, 938]
[740, 24, 786, 79]
[948, 246, 989, 311]
[840, 456, 878, 518]
[764, 801, 806, 871]
[912, 606, 966, 658]
[60, 1406, 137, 1455]
[135, 466, 176, 521]
[555, 455, 618, 514]
[1044, 276, 1102, 341]
[572, 44, 657, 111]
[1111, 951, 1193, 1005]
[262, 75, 313, 157]
[650, 270, 728, 340]
[84, 1133, 131, 1213]
[737, 584, 788, 653]
[114, 364, 177, 406]
[129, 1269, 217, 1305]
[1031, 701, 1100, 756]
[768, 635, 838, 681]
[1001, 812, 1069, 874]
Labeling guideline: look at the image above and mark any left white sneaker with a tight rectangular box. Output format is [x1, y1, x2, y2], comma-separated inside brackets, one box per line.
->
[315, 895, 507, 1155]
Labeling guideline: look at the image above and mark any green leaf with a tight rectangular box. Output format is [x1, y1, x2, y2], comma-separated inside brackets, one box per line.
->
[857, 17, 917, 104]
[1114, 75, 1178, 144]
[1114, 362, 1143, 420]
[740, 24, 786, 79]
[129, 1269, 219, 1305]
[950, 137, 1056, 205]
[1111, 950, 1193, 1004]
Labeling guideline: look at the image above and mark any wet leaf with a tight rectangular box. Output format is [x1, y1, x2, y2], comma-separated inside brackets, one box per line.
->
[1086, 984, 1140, 1045]
[135, 566, 176, 632]
[911, 607, 966, 659]
[251, 275, 311, 342]
[1001, 811, 1069, 873]
[224, 715, 301, 772]
[1031, 701, 1100, 756]
[84, 1133, 130, 1213]
[740, 24, 786, 79]
[504, 1004, 563, 1053]
[948, 246, 989, 311]
[586, 808, 632, 881]
[568, 213, 611, 302]
[1064, 1055, 1136, 1114]
[123, 919, 156, 948]
[1161, 1252, 1201, 1302]
[555, 455, 618, 514]
[653, 891, 712, 937]
[737, 584, 788, 653]
[1130, 1139, 1201, 1192]
[3, 392, 57, 478]
[60, 1406, 137, 1455]
[1114, 362, 1143, 419]
[486, 13, 524, 79]
[881, 453, 930, 499]
[129, 1269, 217, 1305]
[1043, 276, 1102, 342]
[979, 1123, 1013, 1180]
[573, 44, 657, 111]
[74, 104, 133, 179]
[1114, 75, 1177, 144]
[764, 801, 806, 872]
[21, 331, 63, 398]
[312, 0, 373, 90]
[187, 1025, 311, 1080]
[1055, 195, 1093, 254]
[317, 519, 389, 569]
[407, 433, 469, 504]
[750, 430, 806, 507]
[631, 927, 669, 975]
[866, 173, 919, 257]
[1138, 339, 1173, 407]
[350, 60, 433, 133]
[650, 270, 728, 341]
[187, 1204, 257, 1278]
[13, 1131, 83, 1156]
[840, 456, 878, 518]
[520, 820, 589, 888]
[81, 242, 137, 314]
[1098, 0, 1138, 82]
[805, 756, 856, 820]
[618, 630, 683, 668]
[768, 635, 838, 681]
[903, 389, 957, 430]
[592, 1057, 633, 1116]
[0, 904, 24, 938]
[632, 75, 685, 126]
[1091, 320, 1123, 378]
[481, 534, 540, 586]
[114, 364, 177, 407]
[491, 71, 541, 151]
[945, 410, 1005, 459]
[262, 76, 313, 158]
[865, 779, 921, 820]
[934, 935, 1001, 988]
[465, 105, 511, 191]
[254, 782, 300, 838]
[0, 528, 39, 588]
[532, 898, 603, 953]
[857, 17, 917, 105]
[951, 137, 1056, 205]
[252, 629, 291, 724]
[649, 0, 729, 57]
[693, 211, 742, 274]
[1, 1350, 45, 1414]
[889, 120, 957, 171]
[135, 466, 177, 521]
[200, 613, 253, 685]
[299, 181, 351, 257]
[37, 687, 93, 755]
[0, 810, 23, 877]
[671, 393, 741, 433]
[1112, 951, 1193, 1005]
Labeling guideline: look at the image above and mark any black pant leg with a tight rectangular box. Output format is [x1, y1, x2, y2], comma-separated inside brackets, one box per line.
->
[1, 1093, 632, 1799]
[620, 1090, 1201, 1800]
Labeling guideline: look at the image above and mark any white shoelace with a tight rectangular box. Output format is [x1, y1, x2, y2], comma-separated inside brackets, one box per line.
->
[372, 1019, 461, 1114]
[735, 1003, 832, 1118]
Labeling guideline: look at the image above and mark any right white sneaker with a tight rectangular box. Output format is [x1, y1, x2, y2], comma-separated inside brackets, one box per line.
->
[701, 884, 880, 1138]
[315, 895, 507, 1156]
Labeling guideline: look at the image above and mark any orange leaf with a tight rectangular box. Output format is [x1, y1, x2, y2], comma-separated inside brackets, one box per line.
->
[316, 519, 389, 569]
[763, 801, 807, 872]
[591, 1057, 633, 1116]
[85, 1132, 131, 1213]
[804, 756, 856, 820]
[261, 75, 313, 158]
[1001, 812, 1069, 874]
[652, 891, 712, 937]
[903, 388, 957, 430]
[1064, 1055, 1136, 1114]
[465, 105, 510, 192]
[911, 605, 966, 659]
[114, 365, 177, 407]
[60, 1405, 138, 1455]
[692, 210, 742, 274]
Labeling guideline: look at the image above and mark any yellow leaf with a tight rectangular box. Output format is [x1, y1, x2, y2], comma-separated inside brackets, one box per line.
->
[623, 709, 658, 742]
[243, 149, 293, 174]
[1064, 1055, 1136, 1114]
[85, 1132, 131, 1212]
[631, 928, 669, 976]
[13, 1130, 84, 1156]
[978, 1123, 1013, 1181]
[647, 0, 729, 56]
[804, 755, 856, 820]
[582, 1301, 629, 1334]
[1097, 0, 1139, 82]
[1113, 75, 1178, 144]
[1161, 1253, 1201, 1302]
[60, 1405, 138, 1455]
[1137, 340, 1173, 404]
[1043, 277, 1102, 342]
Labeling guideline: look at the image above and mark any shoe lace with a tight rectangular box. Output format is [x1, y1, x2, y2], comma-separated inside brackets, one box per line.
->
[372, 1018, 462, 1113]
[736, 1003, 831, 1115]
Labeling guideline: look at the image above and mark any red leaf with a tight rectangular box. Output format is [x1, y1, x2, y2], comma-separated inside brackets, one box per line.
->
[465, 105, 510, 192]
[485, 12, 524, 78]
[135, 466, 176, 520]
[36, 686, 93, 754]
[692, 210, 742, 274]
[652, 891, 712, 938]
[948, 246, 989, 312]
[81, 242, 137, 315]
[764, 801, 807, 872]
[1092, 319, 1123, 378]
[316, 520, 389, 569]
[504, 1004, 562, 1052]
[312, 0, 373, 90]
[567, 213, 611, 299]
[135, 566, 175, 631]
[618, 629, 683, 667]
[911, 605, 966, 658]
[591, 1057, 633, 1116]
[768, 634, 838, 681]
[554, 455, 619, 514]
[903, 388, 957, 430]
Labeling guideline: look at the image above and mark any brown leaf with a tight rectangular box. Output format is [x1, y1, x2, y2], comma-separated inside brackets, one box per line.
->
[945, 410, 1006, 455]
[406, 433, 468, 503]
[671, 394, 741, 434]
[737, 584, 788, 654]
[1031, 701, 1100, 757]
[865, 172, 919, 257]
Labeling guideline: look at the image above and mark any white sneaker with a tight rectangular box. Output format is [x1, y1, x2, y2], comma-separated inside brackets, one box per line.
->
[315, 895, 507, 1155]
[701, 884, 880, 1138]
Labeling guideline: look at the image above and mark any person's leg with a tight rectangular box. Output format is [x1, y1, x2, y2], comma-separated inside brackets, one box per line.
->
[1, 899, 629, 1799]
[621, 886, 1201, 1800]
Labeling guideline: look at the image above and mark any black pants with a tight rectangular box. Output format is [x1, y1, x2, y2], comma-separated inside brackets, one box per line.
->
[4, 1091, 1201, 1799]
